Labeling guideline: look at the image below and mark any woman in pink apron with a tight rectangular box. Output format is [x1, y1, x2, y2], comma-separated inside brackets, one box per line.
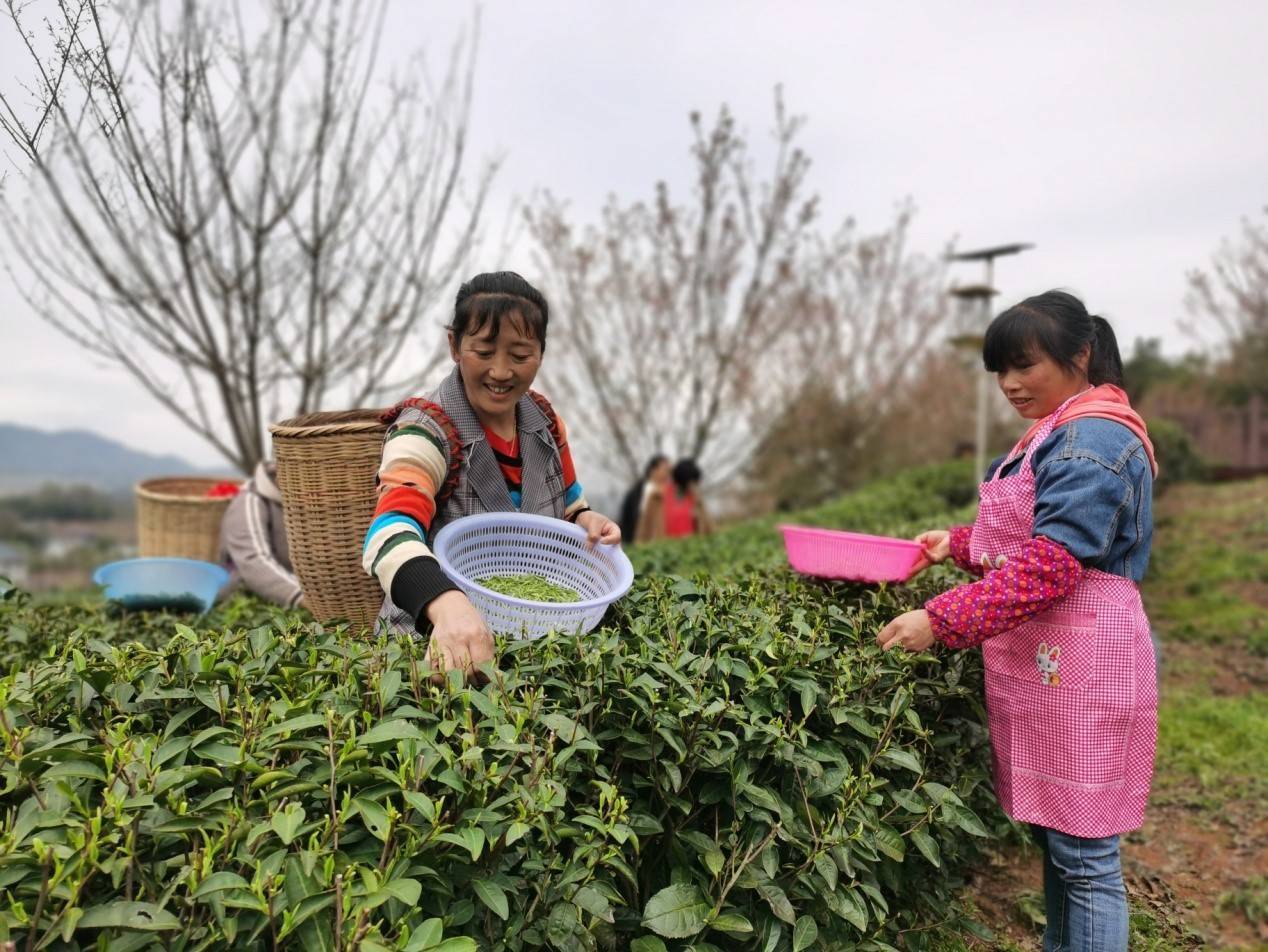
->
[877, 291, 1158, 951]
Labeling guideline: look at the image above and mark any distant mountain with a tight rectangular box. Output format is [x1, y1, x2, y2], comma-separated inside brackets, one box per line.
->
[0, 422, 223, 495]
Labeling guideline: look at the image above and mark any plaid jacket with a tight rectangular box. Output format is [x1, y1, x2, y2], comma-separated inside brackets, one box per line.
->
[375, 366, 569, 636]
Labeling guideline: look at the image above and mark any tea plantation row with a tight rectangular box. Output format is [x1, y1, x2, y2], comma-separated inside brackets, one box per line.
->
[0, 462, 998, 951]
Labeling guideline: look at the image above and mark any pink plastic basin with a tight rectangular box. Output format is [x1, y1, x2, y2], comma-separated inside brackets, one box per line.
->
[779, 525, 923, 583]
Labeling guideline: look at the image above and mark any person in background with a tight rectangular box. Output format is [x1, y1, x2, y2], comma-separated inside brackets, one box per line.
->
[877, 290, 1157, 952]
[364, 271, 621, 678]
[619, 454, 670, 545]
[638, 457, 713, 541]
[219, 461, 304, 609]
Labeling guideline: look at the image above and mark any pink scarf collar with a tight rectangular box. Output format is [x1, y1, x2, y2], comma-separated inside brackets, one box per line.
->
[1011, 384, 1158, 477]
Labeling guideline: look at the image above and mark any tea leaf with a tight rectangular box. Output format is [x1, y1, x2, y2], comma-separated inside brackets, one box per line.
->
[642, 884, 710, 939]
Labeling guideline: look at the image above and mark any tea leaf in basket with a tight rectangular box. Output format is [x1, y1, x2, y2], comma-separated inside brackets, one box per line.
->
[478, 574, 580, 603]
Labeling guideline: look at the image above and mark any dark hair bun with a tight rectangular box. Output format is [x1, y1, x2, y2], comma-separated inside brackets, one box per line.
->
[450, 271, 550, 350]
[455, 271, 548, 324]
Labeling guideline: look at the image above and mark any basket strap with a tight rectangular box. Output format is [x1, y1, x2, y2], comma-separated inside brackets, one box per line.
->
[527, 390, 567, 453]
[380, 398, 465, 506]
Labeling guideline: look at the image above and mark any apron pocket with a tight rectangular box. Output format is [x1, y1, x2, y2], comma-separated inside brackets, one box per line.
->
[986, 611, 1133, 787]
[1006, 696, 1130, 787]
[982, 611, 1097, 691]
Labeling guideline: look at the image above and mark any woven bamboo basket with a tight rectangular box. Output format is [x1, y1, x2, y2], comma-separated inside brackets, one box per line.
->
[136, 476, 241, 562]
[269, 409, 387, 629]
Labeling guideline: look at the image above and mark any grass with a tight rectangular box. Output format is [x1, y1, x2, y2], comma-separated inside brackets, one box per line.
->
[931, 902, 1198, 952]
[1147, 480, 1268, 657]
[1218, 877, 1268, 930]
[1155, 688, 1268, 804]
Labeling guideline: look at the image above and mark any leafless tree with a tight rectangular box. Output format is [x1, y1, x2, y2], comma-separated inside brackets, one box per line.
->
[0, 0, 495, 472]
[526, 92, 949, 487]
[1185, 206, 1268, 400]
[743, 209, 954, 507]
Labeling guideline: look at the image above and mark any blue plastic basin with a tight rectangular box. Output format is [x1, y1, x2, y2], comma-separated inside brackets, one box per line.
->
[93, 557, 229, 614]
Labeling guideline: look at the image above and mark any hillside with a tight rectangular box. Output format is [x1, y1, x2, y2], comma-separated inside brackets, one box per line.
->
[0, 422, 217, 494]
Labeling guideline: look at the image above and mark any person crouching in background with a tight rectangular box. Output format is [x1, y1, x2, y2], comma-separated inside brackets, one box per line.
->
[219, 461, 304, 609]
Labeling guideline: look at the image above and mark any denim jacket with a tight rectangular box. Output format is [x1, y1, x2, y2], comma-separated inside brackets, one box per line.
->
[988, 418, 1154, 582]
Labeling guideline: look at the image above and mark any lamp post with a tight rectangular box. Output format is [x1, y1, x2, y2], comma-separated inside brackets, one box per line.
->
[947, 243, 1034, 479]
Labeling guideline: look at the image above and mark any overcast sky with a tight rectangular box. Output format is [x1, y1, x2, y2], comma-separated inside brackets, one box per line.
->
[1, 0, 1266, 473]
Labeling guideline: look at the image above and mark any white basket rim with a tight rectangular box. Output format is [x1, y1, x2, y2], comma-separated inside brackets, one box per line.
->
[432, 512, 635, 611]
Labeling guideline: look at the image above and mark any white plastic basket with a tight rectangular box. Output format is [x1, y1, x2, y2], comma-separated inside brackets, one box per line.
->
[432, 512, 635, 640]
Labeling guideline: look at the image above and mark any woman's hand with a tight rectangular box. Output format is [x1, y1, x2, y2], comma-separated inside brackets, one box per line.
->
[576, 510, 621, 546]
[424, 590, 495, 682]
[876, 609, 937, 652]
[907, 529, 952, 577]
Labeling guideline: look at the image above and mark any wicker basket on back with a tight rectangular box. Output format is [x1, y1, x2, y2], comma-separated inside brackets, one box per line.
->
[136, 477, 241, 562]
[269, 409, 387, 629]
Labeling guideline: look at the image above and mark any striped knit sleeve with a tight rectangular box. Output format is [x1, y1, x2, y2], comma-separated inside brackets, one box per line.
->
[363, 406, 457, 617]
[555, 412, 591, 522]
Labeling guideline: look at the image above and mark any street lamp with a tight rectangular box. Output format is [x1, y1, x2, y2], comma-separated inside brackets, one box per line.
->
[947, 243, 1034, 479]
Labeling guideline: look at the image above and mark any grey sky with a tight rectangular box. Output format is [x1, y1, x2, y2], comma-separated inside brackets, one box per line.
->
[1, 0, 1266, 471]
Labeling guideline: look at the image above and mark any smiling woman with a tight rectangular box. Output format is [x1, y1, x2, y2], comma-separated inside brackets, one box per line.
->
[361, 272, 622, 678]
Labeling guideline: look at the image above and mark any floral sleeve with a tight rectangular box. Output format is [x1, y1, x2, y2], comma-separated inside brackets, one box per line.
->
[925, 536, 1083, 650]
[947, 525, 984, 576]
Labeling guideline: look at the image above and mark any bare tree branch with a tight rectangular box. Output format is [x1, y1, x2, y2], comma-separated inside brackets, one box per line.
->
[528, 92, 950, 494]
[1, 0, 492, 472]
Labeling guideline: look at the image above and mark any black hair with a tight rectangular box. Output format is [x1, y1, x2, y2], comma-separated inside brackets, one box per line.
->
[644, 454, 669, 478]
[982, 289, 1123, 386]
[671, 458, 702, 492]
[450, 271, 549, 351]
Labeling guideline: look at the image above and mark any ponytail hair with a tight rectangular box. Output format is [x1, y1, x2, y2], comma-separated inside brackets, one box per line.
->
[982, 289, 1123, 386]
[1088, 315, 1124, 387]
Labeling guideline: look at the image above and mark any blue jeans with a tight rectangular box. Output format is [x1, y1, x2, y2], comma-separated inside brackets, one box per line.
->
[1029, 825, 1129, 951]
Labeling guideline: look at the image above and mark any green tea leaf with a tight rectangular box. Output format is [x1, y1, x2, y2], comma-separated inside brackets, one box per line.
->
[192, 872, 250, 898]
[642, 884, 709, 939]
[472, 878, 509, 920]
[540, 712, 591, 743]
[571, 884, 614, 923]
[950, 803, 990, 837]
[354, 797, 391, 841]
[813, 853, 837, 892]
[711, 912, 754, 935]
[77, 901, 180, 931]
[878, 748, 922, 775]
[359, 719, 424, 746]
[504, 820, 531, 846]
[384, 878, 422, 905]
[910, 827, 941, 867]
[703, 847, 725, 878]
[793, 915, 818, 951]
[271, 802, 305, 846]
[261, 712, 327, 740]
[872, 823, 906, 862]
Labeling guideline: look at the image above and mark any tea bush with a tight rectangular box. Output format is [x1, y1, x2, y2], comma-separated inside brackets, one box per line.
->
[0, 462, 997, 950]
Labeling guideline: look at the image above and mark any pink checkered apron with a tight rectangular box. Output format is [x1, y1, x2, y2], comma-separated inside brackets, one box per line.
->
[971, 398, 1157, 836]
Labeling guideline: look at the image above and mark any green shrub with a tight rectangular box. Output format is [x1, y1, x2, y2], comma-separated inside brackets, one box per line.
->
[0, 569, 994, 949]
[1147, 418, 1207, 492]
[0, 461, 1000, 949]
[1, 583, 281, 673]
